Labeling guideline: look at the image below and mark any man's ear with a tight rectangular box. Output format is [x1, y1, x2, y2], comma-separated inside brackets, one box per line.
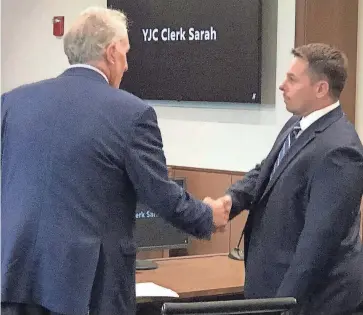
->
[105, 42, 117, 65]
[316, 80, 330, 99]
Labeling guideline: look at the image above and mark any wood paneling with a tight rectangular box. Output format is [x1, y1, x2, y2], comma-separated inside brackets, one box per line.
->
[136, 168, 244, 259]
[167, 166, 174, 178]
[295, 0, 359, 124]
[168, 165, 244, 177]
[294, 0, 307, 49]
[137, 249, 169, 260]
[174, 169, 232, 255]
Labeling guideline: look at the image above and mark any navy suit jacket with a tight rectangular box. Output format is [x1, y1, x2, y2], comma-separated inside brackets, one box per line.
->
[1, 68, 213, 315]
[228, 107, 363, 314]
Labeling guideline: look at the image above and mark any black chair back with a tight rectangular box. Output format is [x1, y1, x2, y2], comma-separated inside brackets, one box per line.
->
[161, 297, 297, 315]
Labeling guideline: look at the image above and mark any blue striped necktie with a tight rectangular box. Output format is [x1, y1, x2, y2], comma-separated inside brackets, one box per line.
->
[271, 122, 302, 175]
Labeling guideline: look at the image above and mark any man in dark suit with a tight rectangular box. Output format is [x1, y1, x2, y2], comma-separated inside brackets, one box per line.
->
[213, 43, 363, 314]
[1, 7, 231, 315]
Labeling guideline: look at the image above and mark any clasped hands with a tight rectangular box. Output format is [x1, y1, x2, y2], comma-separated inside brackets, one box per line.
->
[203, 195, 232, 233]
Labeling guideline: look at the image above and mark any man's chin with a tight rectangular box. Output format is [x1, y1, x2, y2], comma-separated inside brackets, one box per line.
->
[285, 103, 296, 114]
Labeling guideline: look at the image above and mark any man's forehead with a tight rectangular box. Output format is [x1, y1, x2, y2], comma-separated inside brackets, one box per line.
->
[288, 57, 309, 75]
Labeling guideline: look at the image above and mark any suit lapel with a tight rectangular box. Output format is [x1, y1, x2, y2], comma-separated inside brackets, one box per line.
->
[252, 125, 295, 201]
[261, 131, 316, 200]
[258, 106, 344, 202]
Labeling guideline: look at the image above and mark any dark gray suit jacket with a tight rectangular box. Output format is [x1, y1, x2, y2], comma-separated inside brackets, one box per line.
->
[1, 68, 213, 315]
[228, 107, 363, 314]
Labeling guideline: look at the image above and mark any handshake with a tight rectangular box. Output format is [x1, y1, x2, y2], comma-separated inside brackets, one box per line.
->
[203, 195, 232, 233]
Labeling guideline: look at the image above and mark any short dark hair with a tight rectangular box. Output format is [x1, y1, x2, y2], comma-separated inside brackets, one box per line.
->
[292, 43, 348, 99]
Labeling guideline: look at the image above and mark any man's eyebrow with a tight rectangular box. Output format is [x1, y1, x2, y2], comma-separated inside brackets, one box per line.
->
[287, 72, 296, 79]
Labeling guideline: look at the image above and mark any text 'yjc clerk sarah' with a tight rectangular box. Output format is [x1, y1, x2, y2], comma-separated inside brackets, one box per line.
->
[142, 26, 217, 42]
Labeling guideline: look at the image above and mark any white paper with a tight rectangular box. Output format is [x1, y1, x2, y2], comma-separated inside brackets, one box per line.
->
[136, 282, 179, 298]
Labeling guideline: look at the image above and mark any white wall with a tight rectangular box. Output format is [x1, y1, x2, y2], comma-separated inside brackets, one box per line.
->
[1, 0, 106, 93]
[356, 2, 363, 141]
[2, 0, 296, 172]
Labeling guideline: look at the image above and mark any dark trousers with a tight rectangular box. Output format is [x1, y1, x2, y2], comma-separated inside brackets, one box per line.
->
[1, 303, 67, 315]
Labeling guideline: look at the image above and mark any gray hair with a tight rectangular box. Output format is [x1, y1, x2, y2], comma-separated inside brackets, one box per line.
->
[64, 7, 128, 65]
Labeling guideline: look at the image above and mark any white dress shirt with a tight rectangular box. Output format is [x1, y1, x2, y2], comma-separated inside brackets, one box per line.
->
[298, 100, 340, 136]
[68, 64, 109, 83]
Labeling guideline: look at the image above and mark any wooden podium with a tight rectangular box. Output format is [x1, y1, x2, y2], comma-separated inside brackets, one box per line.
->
[136, 253, 245, 301]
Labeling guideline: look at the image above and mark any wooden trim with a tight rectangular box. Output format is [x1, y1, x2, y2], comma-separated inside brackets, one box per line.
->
[152, 253, 228, 262]
[168, 165, 246, 176]
[295, 0, 307, 47]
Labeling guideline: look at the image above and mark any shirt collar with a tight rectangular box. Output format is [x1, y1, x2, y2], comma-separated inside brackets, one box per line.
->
[299, 100, 340, 131]
[68, 64, 109, 83]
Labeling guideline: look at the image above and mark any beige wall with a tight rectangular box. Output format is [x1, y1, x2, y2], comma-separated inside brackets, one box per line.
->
[356, 2, 363, 141]
[1, 0, 106, 93]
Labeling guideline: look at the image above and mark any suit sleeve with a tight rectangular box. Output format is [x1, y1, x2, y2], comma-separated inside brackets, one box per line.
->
[125, 106, 213, 239]
[276, 147, 363, 300]
[226, 160, 264, 219]
[1, 93, 8, 160]
[226, 115, 299, 219]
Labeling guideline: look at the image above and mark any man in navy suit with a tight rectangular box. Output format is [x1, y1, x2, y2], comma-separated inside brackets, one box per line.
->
[1, 7, 231, 315]
[214, 43, 363, 314]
